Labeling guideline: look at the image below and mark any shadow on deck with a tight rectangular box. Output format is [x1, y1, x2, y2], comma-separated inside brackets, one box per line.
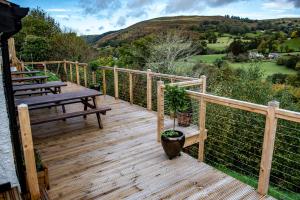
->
[31, 83, 274, 200]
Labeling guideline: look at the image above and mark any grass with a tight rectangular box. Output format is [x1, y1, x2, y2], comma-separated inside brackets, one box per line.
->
[189, 54, 226, 63]
[282, 38, 300, 51]
[176, 54, 297, 78]
[229, 61, 297, 78]
[207, 37, 233, 51]
[213, 164, 300, 200]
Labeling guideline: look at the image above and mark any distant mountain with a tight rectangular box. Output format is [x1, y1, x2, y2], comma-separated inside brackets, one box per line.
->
[86, 16, 300, 47]
[81, 30, 118, 46]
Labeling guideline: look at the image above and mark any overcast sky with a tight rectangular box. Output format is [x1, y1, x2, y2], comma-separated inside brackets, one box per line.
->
[12, 0, 300, 35]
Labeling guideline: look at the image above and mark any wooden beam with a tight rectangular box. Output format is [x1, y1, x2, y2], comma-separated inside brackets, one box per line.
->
[276, 108, 300, 123]
[92, 71, 96, 84]
[114, 66, 119, 99]
[63, 59, 67, 81]
[157, 81, 164, 142]
[69, 63, 73, 82]
[102, 69, 106, 95]
[76, 61, 80, 85]
[147, 69, 152, 110]
[257, 101, 280, 195]
[84, 65, 87, 87]
[198, 75, 207, 162]
[187, 91, 268, 115]
[18, 104, 40, 200]
[167, 79, 202, 88]
[43, 64, 47, 76]
[129, 72, 133, 104]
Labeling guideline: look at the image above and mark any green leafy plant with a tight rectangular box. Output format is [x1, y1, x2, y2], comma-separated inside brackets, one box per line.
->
[161, 85, 190, 137]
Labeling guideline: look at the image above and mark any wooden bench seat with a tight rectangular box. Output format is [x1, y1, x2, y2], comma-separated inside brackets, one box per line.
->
[14, 90, 51, 97]
[29, 99, 90, 110]
[30, 106, 111, 128]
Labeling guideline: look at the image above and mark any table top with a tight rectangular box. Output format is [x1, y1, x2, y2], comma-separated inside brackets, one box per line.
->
[11, 71, 40, 75]
[12, 76, 48, 82]
[15, 89, 102, 107]
[13, 81, 67, 92]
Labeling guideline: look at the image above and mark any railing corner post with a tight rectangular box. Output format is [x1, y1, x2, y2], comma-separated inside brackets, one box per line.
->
[102, 68, 107, 96]
[63, 59, 67, 81]
[147, 69, 152, 111]
[198, 75, 207, 162]
[18, 104, 40, 200]
[75, 61, 80, 85]
[258, 100, 280, 195]
[114, 66, 119, 99]
[157, 80, 164, 142]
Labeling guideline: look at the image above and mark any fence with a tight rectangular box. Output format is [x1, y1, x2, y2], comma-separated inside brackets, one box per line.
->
[19, 61, 300, 199]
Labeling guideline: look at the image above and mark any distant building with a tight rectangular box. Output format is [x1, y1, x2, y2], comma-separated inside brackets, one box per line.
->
[268, 53, 280, 59]
[248, 51, 264, 59]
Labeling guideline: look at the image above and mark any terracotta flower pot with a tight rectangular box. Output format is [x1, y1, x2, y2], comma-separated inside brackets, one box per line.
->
[177, 112, 192, 127]
[161, 130, 185, 159]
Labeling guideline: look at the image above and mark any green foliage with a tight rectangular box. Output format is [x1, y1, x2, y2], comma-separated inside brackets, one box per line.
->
[88, 60, 101, 71]
[161, 130, 180, 137]
[165, 85, 190, 130]
[20, 35, 50, 61]
[165, 85, 190, 113]
[15, 8, 96, 62]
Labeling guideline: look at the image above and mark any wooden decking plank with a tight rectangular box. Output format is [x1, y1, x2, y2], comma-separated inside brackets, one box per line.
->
[31, 83, 275, 200]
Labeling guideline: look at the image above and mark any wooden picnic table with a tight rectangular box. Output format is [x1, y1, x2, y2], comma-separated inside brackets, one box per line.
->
[12, 75, 48, 84]
[11, 70, 40, 75]
[15, 89, 101, 108]
[13, 81, 67, 94]
[15, 89, 108, 128]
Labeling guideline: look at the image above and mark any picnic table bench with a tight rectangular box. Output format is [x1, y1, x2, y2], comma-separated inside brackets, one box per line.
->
[11, 70, 40, 75]
[13, 81, 67, 96]
[15, 89, 110, 128]
[12, 75, 48, 84]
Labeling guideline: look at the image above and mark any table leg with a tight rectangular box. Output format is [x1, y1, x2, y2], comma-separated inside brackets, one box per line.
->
[92, 97, 97, 109]
[83, 97, 88, 119]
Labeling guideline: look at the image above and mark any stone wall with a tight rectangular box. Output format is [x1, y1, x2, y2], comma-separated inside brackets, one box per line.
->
[0, 54, 19, 187]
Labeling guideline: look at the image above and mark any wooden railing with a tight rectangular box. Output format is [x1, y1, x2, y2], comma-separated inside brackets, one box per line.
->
[18, 62, 300, 197]
[23, 60, 88, 87]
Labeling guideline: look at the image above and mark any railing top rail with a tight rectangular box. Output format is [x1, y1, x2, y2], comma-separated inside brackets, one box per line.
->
[186, 90, 300, 122]
[99, 66, 198, 81]
[23, 60, 88, 66]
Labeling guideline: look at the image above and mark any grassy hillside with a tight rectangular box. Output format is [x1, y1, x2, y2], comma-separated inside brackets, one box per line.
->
[283, 38, 300, 51]
[91, 16, 300, 48]
[95, 16, 257, 47]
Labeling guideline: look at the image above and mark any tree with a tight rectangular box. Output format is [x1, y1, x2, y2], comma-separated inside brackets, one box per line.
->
[20, 35, 50, 61]
[228, 40, 246, 56]
[144, 32, 198, 74]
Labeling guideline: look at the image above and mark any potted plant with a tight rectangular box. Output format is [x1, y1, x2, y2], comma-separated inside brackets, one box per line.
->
[177, 99, 193, 127]
[161, 85, 187, 159]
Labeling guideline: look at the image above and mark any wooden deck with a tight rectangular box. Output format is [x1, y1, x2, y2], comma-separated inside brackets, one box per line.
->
[31, 83, 275, 200]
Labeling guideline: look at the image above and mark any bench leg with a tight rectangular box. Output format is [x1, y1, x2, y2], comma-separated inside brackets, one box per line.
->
[96, 112, 103, 129]
[62, 105, 66, 121]
[83, 97, 88, 119]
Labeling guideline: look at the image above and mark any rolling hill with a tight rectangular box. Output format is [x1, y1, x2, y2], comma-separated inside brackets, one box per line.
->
[82, 16, 300, 48]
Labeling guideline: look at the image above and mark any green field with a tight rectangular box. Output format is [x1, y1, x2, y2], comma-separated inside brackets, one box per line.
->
[176, 54, 297, 77]
[207, 37, 233, 51]
[229, 61, 297, 77]
[283, 38, 300, 51]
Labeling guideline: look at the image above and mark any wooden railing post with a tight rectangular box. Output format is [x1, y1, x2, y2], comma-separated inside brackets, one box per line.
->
[157, 81, 164, 142]
[92, 71, 96, 84]
[147, 69, 152, 110]
[102, 69, 106, 95]
[198, 75, 207, 161]
[129, 72, 133, 104]
[43, 63, 47, 76]
[69, 63, 73, 82]
[84, 65, 87, 87]
[258, 101, 280, 195]
[114, 66, 119, 99]
[76, 61, 80, 85]
[63, 59, 67, 81]
[18, 104, 40, 200]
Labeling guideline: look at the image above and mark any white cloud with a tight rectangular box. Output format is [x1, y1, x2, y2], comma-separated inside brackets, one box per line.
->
[46, 8, 71, 12]
[262, 1, 294, 10]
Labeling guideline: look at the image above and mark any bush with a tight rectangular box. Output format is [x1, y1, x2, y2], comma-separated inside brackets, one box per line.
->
[267, 73, 288, 84]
